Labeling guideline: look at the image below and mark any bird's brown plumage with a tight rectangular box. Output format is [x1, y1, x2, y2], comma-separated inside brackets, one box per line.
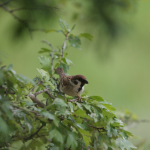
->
[55, 67, 88, 97]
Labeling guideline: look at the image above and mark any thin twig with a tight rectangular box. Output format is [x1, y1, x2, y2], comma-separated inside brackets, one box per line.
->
[68, 98, 85, 103]
[34, 88, 50, 97]
[24, 124, 44, 141]
[46, 95, 48, 106]
[62, 32, 69, 58]
[0, 5, 32, 38]
[88, 125, 105, 133]
[30, 81, 43, 92]
[45, 90, 55, 99]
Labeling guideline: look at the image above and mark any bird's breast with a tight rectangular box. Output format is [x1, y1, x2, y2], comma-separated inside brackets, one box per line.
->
[60, 83, 84, 96]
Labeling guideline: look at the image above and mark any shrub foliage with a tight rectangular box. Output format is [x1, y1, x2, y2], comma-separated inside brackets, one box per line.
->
[0, 20, 136, 150]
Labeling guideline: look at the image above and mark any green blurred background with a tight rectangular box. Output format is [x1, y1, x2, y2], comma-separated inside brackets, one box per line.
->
[0, 0, 150, 147]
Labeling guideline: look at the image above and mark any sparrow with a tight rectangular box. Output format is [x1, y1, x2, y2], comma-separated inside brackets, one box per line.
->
[55, 68, 89, 101]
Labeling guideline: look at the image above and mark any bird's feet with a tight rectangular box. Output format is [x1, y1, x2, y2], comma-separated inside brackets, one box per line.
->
[77, 95, 82, 102]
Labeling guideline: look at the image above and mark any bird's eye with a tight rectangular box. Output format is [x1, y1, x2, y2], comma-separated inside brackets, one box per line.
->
[73, 80, 78, 85]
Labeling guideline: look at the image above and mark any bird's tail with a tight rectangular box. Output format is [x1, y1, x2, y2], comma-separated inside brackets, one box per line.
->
[55, 68, 65, 77]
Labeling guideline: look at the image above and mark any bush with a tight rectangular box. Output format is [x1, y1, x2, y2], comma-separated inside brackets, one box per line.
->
[0, 20, 136, 150]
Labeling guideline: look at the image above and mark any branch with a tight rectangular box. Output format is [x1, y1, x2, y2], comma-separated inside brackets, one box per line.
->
[30, 81, 43, 92]
[12, 104, 43, 117]
[67, 98, 85, 103]
[88, 125, 105, 133]
[28, 93, 45, 108]
[24, 124, 44, 141]
[0, 0, 13, 6]
[62, 32, 69, 58]
[28, 88, 55, 108]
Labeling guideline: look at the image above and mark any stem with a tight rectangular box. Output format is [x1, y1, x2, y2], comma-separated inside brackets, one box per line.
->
[62, 32, 69, 58]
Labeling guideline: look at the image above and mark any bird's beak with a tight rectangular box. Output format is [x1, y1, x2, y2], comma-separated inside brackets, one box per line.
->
[84, 79, 89, 84]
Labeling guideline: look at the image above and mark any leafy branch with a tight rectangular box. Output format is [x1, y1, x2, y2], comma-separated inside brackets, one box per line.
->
[0, 20, 138, 150]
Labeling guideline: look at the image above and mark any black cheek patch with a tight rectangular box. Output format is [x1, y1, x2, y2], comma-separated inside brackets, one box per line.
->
[73, 80, 78, 85]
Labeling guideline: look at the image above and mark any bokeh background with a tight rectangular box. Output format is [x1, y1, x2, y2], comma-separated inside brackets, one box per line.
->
[0, 0, 150, 148]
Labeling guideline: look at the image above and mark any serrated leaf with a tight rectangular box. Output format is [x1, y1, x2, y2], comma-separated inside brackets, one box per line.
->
[66, 132, 78, 150]
[79, 33, 94, 41]
[75, 102, 83, 110]
[82, 104, 92, 113]
[101, 103, 116, 111]
[116, 138, 137, 150]
[83, 135, 91, 147]
[78, 128, 91, 136]
[38, 56, 51, 70]
[40, 111, 59, 126]
[76, 122, 89, 130]
[54, 63, 60, 69]
[68, 102, 74, 112]
[53, 98, 68, 107]
[38, 48, 52, 53]
[49, 128, 63, 143]
[68, 35, 81, 50]
[89, 96, 104, 102]
[61, 58, 73, 65]
[37, 68, 55, 89]
[111, 118, 124, 127]
[74, 109, 91, 120]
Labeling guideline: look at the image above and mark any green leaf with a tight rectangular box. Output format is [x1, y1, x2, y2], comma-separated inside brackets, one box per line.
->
[111, 118, 124, 127]
[68, 35, 81, 50]
[51, 146, 59, 150]
[49, 128, 63, 143]
[82, 104, 92, 113]
[83, 135, 91, 147]
[71, 24, 76, 31]
[58, 63, 69, 73]
[38, 48, 52, 53]
[75, 102, 83, 110]
[25, 122, 32, 134]
[61, 58, 73, 65]
[89, 96, 104, 102]
[54, 63, 60, 69]
[101, 103, 116, 111]
[74, 109, 91, 120]
[37, 68, 55, 89]
[76, 122, 89, 130]
[116, 138, 137, 150]
[38, 56, 51, 70]
[78, 128, 91, 136]
[41, 111, 59, 126]
[79, 33, 94, 41]
[66, 132, 78, 150]
[25, 101, 36, 106]
[53, 98, 68, 107]
[45, 29, 57, 33]
[68, 102, 74, 112]
[59, 19, 69, 30]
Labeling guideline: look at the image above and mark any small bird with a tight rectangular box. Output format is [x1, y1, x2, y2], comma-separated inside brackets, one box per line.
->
[55, 68, 89, 101]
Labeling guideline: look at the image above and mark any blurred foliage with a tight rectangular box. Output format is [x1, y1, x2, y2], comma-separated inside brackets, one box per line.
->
[0, 0, 136, 39]
[0, 20, 138, 150]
